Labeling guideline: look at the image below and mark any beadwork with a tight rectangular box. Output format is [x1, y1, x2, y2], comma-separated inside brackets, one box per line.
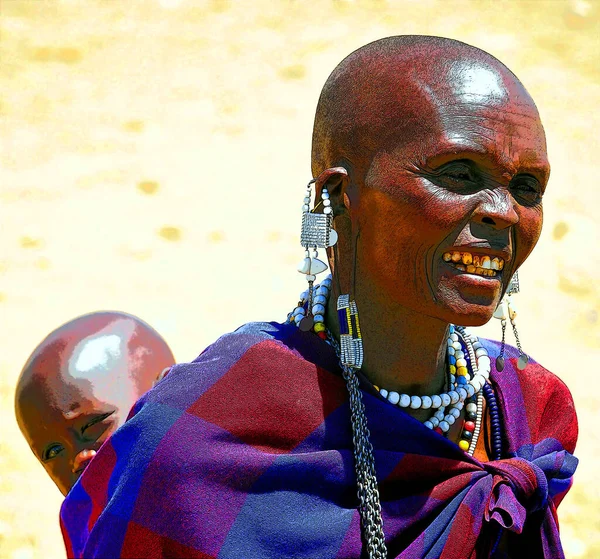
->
[288, 276, 500, 458]
[297, 180, 337, 331]
[493, 271, 529, 371]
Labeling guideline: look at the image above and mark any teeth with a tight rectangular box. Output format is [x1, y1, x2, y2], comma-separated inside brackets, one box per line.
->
[443, 251, 505, 277]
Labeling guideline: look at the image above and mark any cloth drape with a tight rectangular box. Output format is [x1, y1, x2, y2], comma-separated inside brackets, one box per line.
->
[60, 322, 578, 558]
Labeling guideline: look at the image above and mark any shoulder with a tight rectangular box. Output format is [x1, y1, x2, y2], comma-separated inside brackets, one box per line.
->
[139, 321, 298, 406]
[480, 337, 578, 454]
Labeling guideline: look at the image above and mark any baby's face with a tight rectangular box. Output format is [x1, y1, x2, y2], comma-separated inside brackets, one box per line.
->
[17, 370, 134, 495]
[16, 332, 146, 495]
[17, 322, 174, 495]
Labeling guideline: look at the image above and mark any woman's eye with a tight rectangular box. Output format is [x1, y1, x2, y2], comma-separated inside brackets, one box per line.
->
[427, 161, 478, 187]
[43, 443, 64, 461]
[445, 168, 474, 181]
[511, 176, 542, 203]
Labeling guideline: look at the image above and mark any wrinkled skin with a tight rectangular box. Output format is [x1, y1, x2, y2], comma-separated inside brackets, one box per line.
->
[313, 37, 549, 412]
[15, 312, 175, 495]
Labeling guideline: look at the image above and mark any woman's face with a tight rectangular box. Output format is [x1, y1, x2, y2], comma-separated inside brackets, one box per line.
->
[351, 64, 550, 326]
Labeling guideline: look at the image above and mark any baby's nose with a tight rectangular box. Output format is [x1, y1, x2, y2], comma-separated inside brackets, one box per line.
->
[72, 449, 97, 474]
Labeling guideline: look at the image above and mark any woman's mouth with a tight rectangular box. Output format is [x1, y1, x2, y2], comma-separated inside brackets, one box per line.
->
[443, 251, 504, 278]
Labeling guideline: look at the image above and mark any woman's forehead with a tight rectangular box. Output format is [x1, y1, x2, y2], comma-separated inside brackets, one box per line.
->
[361, 69, 547, 176]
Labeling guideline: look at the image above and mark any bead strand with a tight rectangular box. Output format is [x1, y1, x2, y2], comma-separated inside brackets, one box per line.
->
[483, 383, 502, 460]
[467, 392, 484, 455]
[288, 279, 501, 457]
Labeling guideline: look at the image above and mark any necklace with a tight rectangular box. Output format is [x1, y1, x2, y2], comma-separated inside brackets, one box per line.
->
[288, 278, 503, 558]
[288, 276, 493, 457]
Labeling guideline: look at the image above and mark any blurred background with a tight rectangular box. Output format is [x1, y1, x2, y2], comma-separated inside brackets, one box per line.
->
[0, 0, 598, 557]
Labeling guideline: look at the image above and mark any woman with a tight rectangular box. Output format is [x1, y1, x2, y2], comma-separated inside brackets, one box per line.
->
[61, 36, 577, 558]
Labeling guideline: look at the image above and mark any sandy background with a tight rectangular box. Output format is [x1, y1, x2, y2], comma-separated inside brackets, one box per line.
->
[1, 0, 598, 557]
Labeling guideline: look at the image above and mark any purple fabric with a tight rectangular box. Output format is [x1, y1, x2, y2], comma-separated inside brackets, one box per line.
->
[61, 322, 578, 558]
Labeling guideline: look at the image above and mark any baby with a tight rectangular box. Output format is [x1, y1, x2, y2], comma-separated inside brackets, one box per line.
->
[14, 311, 176, 495]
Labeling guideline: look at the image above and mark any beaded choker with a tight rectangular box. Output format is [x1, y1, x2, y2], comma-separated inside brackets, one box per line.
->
[288, 275, 497, 457]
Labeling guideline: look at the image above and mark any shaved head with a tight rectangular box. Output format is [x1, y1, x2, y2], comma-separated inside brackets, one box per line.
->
[15, 311, 175, 495]
[314, 35, 549, 330]
[312, 35, 543, 182]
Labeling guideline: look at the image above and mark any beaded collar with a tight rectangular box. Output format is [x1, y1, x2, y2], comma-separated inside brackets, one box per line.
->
[288, 275, 501, 458]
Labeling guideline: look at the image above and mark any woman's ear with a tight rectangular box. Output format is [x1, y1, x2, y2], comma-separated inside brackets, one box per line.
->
[314, 167, 350, 215]
[313, 167, 354, 287]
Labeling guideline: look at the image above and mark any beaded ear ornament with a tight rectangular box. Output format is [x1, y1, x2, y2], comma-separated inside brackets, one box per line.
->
[296, 179, 338, 331]
[493, 271, 529, 371]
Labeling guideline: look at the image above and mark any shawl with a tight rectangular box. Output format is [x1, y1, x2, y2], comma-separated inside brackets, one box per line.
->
[60, 321, 578, 558]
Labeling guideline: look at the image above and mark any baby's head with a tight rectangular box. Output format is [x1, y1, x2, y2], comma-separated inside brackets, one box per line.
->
[14, 311, 175, 495]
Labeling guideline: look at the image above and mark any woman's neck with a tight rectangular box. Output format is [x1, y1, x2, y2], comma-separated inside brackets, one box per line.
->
[325, 280, 449, 397]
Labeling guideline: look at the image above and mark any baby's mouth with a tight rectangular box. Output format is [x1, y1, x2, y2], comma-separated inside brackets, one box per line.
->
[73, 449, 97, 474]
[443, 251, 504, 278]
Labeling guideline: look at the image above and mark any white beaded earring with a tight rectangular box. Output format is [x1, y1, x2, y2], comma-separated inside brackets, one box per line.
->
[493, 271, 529, 370]
[297, 179, 338, 331]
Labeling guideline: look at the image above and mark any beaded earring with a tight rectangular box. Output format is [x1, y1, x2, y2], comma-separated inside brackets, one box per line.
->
[337, 294, 364, 369]
[493, 271, 529, 371]
[297, 179, 337, 331]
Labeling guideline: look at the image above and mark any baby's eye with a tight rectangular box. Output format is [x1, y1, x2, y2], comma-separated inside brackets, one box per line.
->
[43, 443, 64, 461]
[81, 411, 114, 437]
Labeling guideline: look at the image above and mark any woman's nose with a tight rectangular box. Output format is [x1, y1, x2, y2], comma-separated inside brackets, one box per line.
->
[472, 189, 519, 230]
[72, 448, 97, 474]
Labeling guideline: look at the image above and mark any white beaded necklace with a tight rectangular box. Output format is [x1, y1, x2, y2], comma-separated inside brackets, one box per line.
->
[288, 276, 488, 456]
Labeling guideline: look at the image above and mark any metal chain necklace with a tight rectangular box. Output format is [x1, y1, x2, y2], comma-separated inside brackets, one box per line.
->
[288, 282, 494, 558]
[327, 330, 387, 558]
